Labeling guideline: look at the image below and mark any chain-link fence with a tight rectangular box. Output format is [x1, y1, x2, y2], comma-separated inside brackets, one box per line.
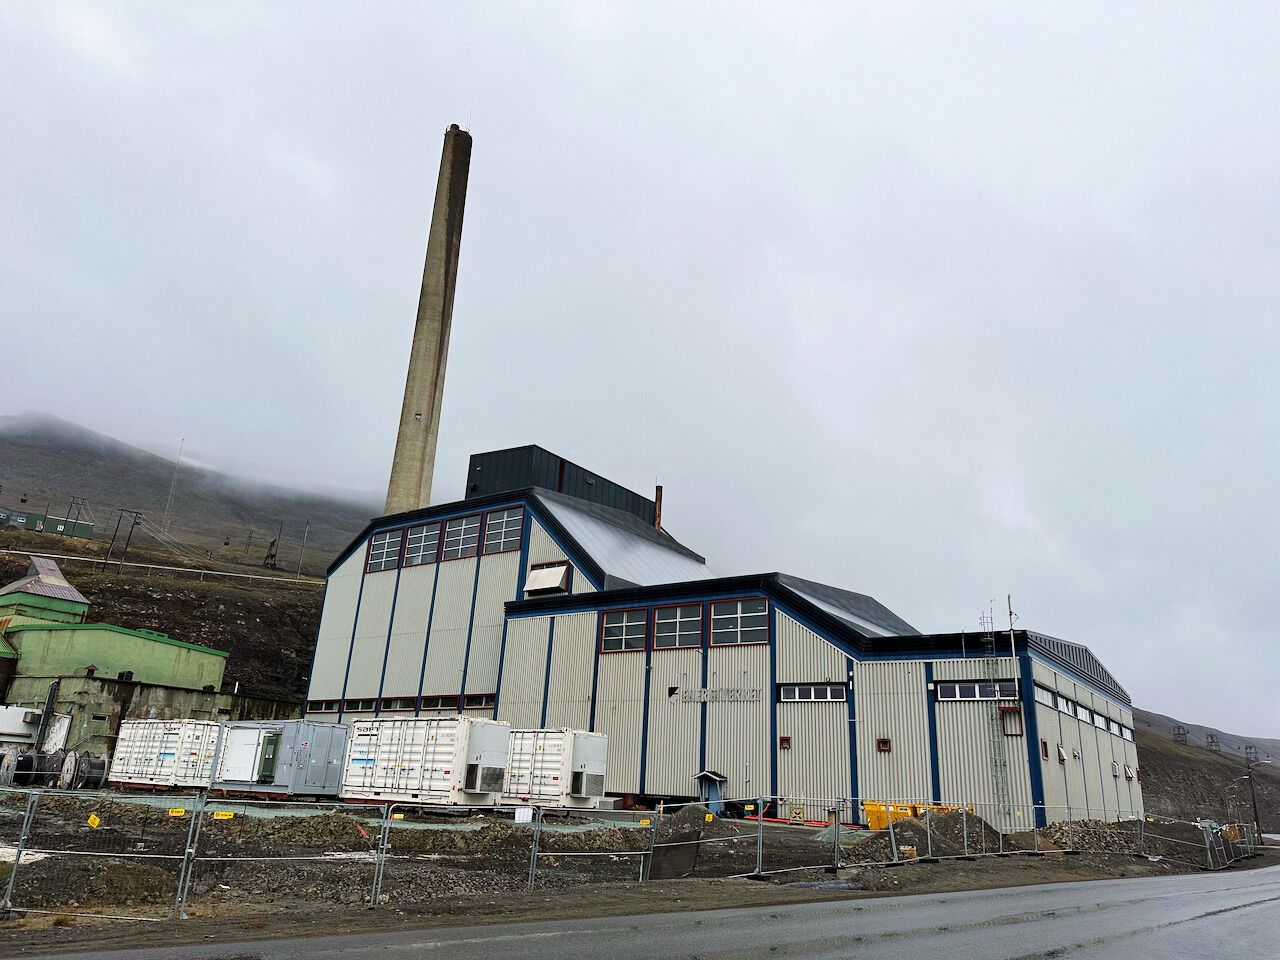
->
[0, 787, 1263, 919]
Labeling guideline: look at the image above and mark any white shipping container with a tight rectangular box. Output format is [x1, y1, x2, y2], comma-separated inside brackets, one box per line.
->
[341, 716, 511, 804]
[108, 719, 222, 788]
[503, 729, 608, 808]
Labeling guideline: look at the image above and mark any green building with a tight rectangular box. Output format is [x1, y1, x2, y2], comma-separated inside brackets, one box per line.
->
[0, 556, 295, 756]
[0, 508, 93, 539]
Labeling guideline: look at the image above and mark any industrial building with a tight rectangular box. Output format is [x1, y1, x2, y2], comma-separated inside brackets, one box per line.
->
[0, 557, 296, 756]
[304, 448, 1143, 827]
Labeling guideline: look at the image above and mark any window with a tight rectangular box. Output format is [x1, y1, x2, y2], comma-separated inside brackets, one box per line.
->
[404, 522, 441, 566]
[1041, 739, 1050, 760]
[344, 698, 376, 711]
[1056, 694, 1074, 715]
[601, 609, 647, 652]
[366, 530, 403, 572]
[1076, 703, 1092, 722]
[381, 697, 417, 711]
[463, 693, 496, 709]
[526, 561, 570, 596]
[654, 604, 703, 649]
[1121, 726, 1134, 742]
[1093, 713, 1108, 730]
[779, 683, 846, 702]
[307, 700, 339, 712]
[483, 507, 524, 554]
[1123, 764, 1135, 781]
[1108, 720, 1122, 736]
[441, 515, 481, 560]
[1034, 686, 1055, 707]
[936, 680, 1019, 701]
[710, 598, 768, 645]
[420, 695, 460, 710]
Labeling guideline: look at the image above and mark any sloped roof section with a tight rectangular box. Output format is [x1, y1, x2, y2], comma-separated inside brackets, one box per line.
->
[1028, 631, 1130, 703]
[0, 556, 89, 606]
[776, 574, 920, 637]
[531, 488, 714, 588]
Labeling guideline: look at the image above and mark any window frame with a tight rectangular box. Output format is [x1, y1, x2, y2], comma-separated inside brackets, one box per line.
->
[307, 700, 339, 712]
[365, 528, 405, 573]
[403, 521, 442, 567]
[343, 698, 376, 712]
[599, 607, 650, 654]
[652, 602, 705, 650]
[708, 596, 770, 646]
[1034, 686, 1055, 707]
[419, 694, 460, 711]
[463, 692, 497, 710]
[380, 696, 417, 711]
[936, 679, 1020, 702]
[779, 683, 846, 702]
[482, 507, 524, 555]
[440, 513, 482, 561]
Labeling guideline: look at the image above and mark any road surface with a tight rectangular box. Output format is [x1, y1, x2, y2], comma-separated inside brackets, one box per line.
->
[34, 864, 1280, 960]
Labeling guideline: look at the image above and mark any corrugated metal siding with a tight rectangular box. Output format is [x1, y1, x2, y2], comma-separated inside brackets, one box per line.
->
[343, 573, 397, 697]
[379, 564, 436, 699]
[775, 612, 845, 683]
[495, 618, 548, 729]
[1035, 703, 1067, 810]
[544, 613, 596, 730]
[526, 520, 569, 568]
[464, 551, 520, 693]
[853, 661, 931, 803]
[420, 558, 478, 696]
[307, 550, 364, 699]
[644, 649, 701, 797]
[931, 657, 1033, 817]
[703, 645, 771, 801]
[595, 648, 645, 794]
[777, 697, 850, 805]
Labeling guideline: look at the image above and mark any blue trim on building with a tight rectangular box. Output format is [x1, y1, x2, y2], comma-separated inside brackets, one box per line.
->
[1019, 656, 1047, 828]
[524, 502, 605, 592]
[768, 605, 779, 801]
[638, 609, 654, 794]
[491, 618, 511, 720]
[372, 563, 406, 715]
[587, 614, 602, 732]
[515, 510, 532, 598]
[412, 561, 444, 715]
[456, 556, 484, 704]
[335, 573, 368, 724]
[539, 618, 556, 728]
[923, 662, 941, 803]
[845, 656, 858, 801]
[698, 604, 709, 773]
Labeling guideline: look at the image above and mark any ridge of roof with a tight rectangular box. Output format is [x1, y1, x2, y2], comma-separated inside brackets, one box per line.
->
[530, 488, 706, 564]
[0, 557, 89, 606]
[773, 573, 921, 637]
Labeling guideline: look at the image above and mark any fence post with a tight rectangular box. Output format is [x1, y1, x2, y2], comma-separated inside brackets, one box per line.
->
[369, 804, 392, 907]
[925, 804, 933, 859]
[962, 803, 969, 855]
[173, 792, 207, 920]
[526, 807, 544, 889]
[2, 790, 40, 911]
[754, 797, 764, 875]
[829, 802, 842, 870]
[887, 802, 898, 863]
[1066, 805, 1073, 851]
[640, 814, 660, 885]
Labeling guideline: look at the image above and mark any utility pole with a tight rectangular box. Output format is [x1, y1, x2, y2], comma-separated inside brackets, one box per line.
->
[1246, 757, 1271, 839]
[116, 510, 143, 572]
[162, 438, 184, 533]
[102, 510, 125, 571]
[243, 529, 254, 557]
[296, 520, 310, 576]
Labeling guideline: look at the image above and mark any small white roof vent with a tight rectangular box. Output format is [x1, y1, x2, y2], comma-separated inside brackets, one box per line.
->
[525, 562, 570, 596]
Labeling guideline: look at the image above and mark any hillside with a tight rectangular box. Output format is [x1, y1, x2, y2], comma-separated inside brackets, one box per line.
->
[0, 531, 321, 701]
[1134, 709, 1279, 831]
[0, 411, 376, 576]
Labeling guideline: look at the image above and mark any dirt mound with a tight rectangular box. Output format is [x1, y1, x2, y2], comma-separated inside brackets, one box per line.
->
[200, 812, 374, 855]
[13, 856, 175, 909]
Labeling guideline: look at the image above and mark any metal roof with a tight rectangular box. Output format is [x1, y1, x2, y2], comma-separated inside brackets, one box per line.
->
[1026, 630, 1130, 703]
[774, 574, 920, 637]
[0, 556, 89, 606]
[530, 488, 712, 588]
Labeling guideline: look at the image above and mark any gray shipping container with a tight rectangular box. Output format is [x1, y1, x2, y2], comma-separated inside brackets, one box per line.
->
[211, 720, 350, 798]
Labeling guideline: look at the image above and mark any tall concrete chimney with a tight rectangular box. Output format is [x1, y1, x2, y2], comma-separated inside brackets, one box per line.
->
[384, 124, 473, 515]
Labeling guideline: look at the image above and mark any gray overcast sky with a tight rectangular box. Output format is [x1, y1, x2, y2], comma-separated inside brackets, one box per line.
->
[2, 4, 1278, 734]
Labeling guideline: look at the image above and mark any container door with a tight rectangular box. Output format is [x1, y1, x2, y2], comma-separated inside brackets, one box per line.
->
[257, 732, 282, 783]
[301, 726, 330, 789]
[219, 728, 264, 783]
[530, 731, 567, 801]
[423, 721, 457, 796]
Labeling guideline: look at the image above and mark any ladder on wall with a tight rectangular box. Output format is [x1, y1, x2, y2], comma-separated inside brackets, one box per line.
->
[980, 611, 1012, 821]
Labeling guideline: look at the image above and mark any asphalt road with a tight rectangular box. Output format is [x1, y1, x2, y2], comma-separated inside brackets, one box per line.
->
[37, 865, 1280, 960]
